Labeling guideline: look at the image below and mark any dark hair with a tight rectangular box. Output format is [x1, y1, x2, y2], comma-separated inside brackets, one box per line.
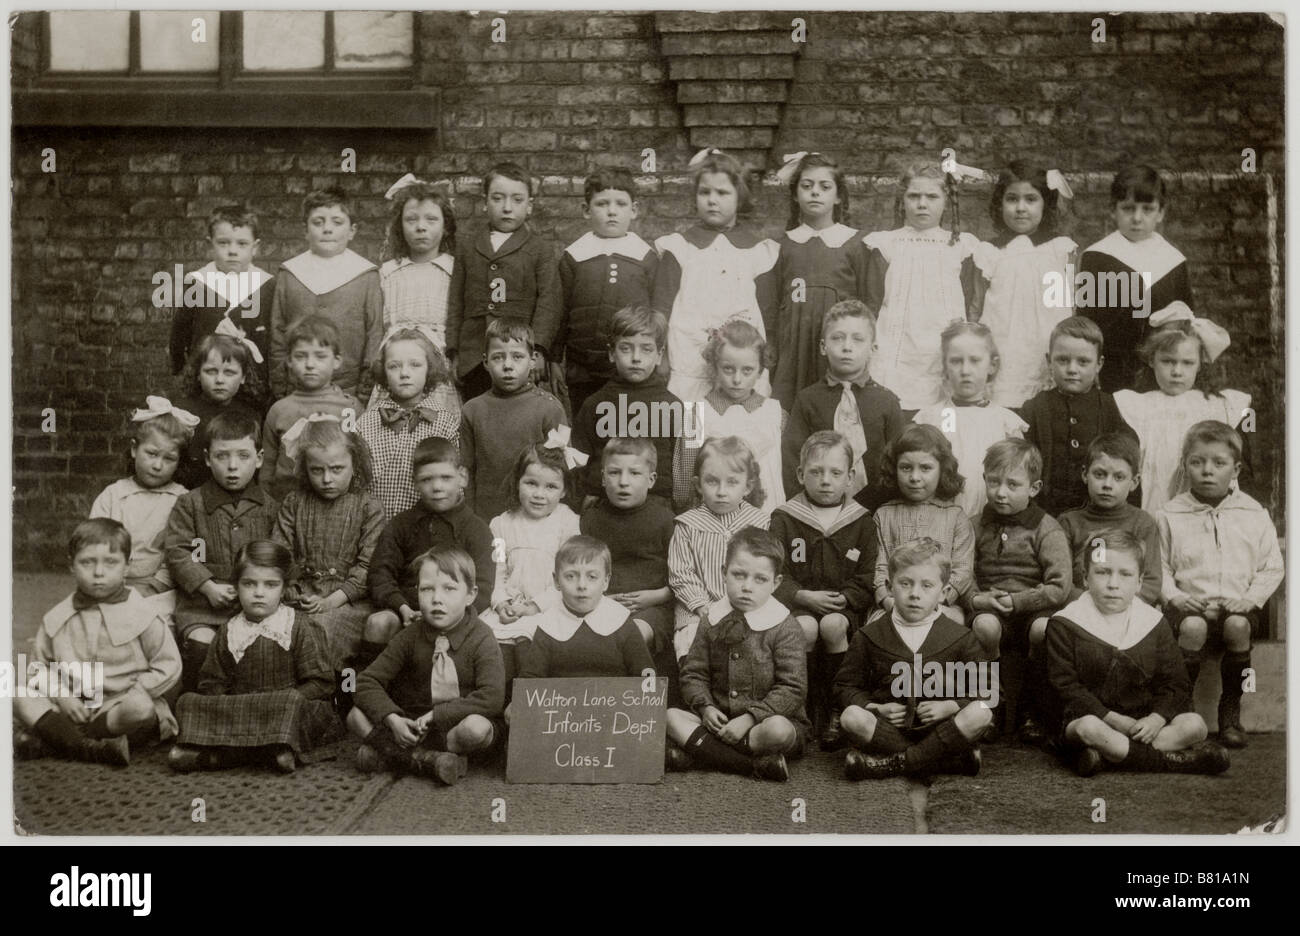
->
[691, 149, 755, 217]
[1110, 164, 1167, 207]
[483, 162, 535, 197]
[701, 319, 770, 372]
[725, 525, 784, 575]
[504, 441, 570, 513]
[786, 152, 849, 229]
[207, 203, 260, 240]
[1049, 315, 1105, 355]
[205, 409, 262, 449]
[412, 436, 463, 474]
[369, 327, 452, 394]
[1135, 321, 1225, 397]
[555, 535, 611, 576]
[607, 305, 668, 350]
[68, 517, 131, 563]
[384, 184, 456, 260]
[879, 424, 965, 502]
[1180, 419, 1243, 464]
[600, 436, 658, 472]
[694, 436, 765, 509]
[584, 168, 639, 204]
[485, 316, 535, 355]
[888, 537, 952, 583]
[895, 161, 961, 245]
[1085, 432, 1142, 476]
[176, 333, 268, 410]
[983, 438, 1044, 485]
[294, 419, 374, 494]
[232, 540, 293, 581]
[410, 545, 477, 589]
[989, 161, 1062, 238]
[1081, 528, 1147, 575]
[303, 187, 354, 222]
[285, 314, 344, 357]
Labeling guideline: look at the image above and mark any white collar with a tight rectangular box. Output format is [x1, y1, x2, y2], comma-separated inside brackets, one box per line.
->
[43, 588, 169, 645]
[226, 605, 296, 663]
[1089, 230, 1186, 283]
[534, 595, 629, 641]
[891, 607, 942, 632]
[386, 253, 454, 277]
[1057, 593, 1164, 650]
[786, 223, 857, 248]
[184, 262, 272, 309]
[119, 477, 187, 499]
[280, 249, 376, 295]
[564, 231, 653, 263]
[707, 597, 789, 632]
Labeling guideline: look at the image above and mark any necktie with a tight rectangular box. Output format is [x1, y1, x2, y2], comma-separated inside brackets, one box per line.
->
[834, 382, 869, 496]
[429, 634, 460, 704]
[717, 611, 748, 645]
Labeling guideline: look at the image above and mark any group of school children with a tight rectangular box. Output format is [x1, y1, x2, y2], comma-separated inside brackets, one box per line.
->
[14, 148, 1282, 792]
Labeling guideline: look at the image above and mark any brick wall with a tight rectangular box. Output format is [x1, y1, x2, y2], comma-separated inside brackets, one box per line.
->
[10, 10, 1285, 568]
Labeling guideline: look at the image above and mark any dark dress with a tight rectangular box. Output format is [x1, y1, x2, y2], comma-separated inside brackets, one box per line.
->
[176, 611, 342, 760]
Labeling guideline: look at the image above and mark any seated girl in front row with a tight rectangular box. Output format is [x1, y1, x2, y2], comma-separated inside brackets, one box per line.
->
[668, 526, 810, 782]
[171, 541, 341, 774]
[1044, 529, 1229, 777]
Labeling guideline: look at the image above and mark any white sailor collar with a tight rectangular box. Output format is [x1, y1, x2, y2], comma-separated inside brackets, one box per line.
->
[43, 588, 170, 645]
[1056, 593, 1164, 651]
[773, 492, 868, 538]
[386, 253, 454, 277]
[707, 597, 790, 632]
[785, 223, 858, 248]
[280, 248, 377, 296]
[564, 231, 653, 263]
[184, 262, 272, 308]
[535, 595, 629, 641]
[1088, 230, 1186, 282]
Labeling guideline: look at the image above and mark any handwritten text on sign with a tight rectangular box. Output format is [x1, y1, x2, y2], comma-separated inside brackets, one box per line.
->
[507, 677, 667, 784]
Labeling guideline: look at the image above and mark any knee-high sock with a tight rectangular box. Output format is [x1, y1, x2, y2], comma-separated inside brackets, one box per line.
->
[684, 725, 752, 776]
[350, 640, 387, 675]
[903, 720, 971, 776]
[31, 710, 87, 756]
[999, 650, 1025, 727]
[1219, 649, 1251, 705]
[1022, 653, 1048, 721]
[1181, 648, 1203, 690]
[181, 639, 210, 693]
[364, 725, 415, 773]
[1119, 739, 1167, 772]
[823, 652, 846, 712]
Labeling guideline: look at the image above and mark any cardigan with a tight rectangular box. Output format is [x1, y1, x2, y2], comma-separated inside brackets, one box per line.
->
[446, 225, 562, 376]
[833, 612, 989, 724]
[783, 374, 904, 499]
[355, 612, 505, 730]
[770, 494, 877, 622]
[580, 495, 675, 594]
[460, 383, 566, 522]
[1021, 385, 1137, 516]
[973, 503, 1072, 615]
[1158, 489, 1284, 608]
[1058, 501, 1163, 605]
[571, 374, 682, 502]
[367, 498, 495, 614]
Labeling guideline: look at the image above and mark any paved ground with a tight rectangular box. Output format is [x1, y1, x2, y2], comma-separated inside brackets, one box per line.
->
[10, 573, 1289, 837]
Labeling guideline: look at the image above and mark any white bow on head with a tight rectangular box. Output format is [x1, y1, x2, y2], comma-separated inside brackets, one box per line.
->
[775, 151, 821, 185]
[132, 395, 200, 429]
[543, 425, 589, 471]
[687, 147, 724, 169]
[944, 159, 993, 184]
[1148, 301, 1232, 362]
[384, 173, 453, 201]
[281, 412, 349, 461]
[1044, 169, 1075, 201]
[214, 316, 264, 364]
[381, 322, 443, 351]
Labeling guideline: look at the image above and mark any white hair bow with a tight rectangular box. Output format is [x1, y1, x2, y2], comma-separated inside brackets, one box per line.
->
[543, 425, 589, 470]
[381, 322, 444, 351]
[944, 159, 993, 184]
[214, 316, 264, 364]
[281, 412, 348, 461]
[687, 147, 724, 169]
[1045, 169, 1075, 201]
[775, 151, 821, 185]
[1148, 301, 1231, 362]
[384, 173, 452, 201]
[131, 395, 200, 429]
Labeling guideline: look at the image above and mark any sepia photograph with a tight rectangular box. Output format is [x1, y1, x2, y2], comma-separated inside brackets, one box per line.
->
[5, 6, 1288, 842]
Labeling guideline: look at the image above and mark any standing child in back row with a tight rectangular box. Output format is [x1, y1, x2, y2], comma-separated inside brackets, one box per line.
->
[447, 162, 561, 402]
[654, 148, 779, 402]
[269, 187, 382, 400]
[557, 169, 659, 416]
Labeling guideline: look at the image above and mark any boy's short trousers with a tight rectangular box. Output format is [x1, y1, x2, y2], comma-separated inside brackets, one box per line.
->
[861, 718, 935, 755]
[735, 716, 808, 759]
[400, 708, 505, 757]
[1170, 605, 1263, 645]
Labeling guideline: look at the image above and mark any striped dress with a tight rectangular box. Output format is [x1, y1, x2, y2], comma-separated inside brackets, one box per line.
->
[667, 501, 769, 659]
[175, 611, 341, 760]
